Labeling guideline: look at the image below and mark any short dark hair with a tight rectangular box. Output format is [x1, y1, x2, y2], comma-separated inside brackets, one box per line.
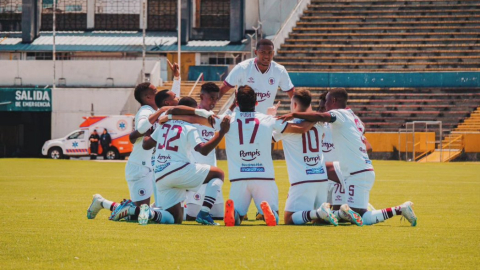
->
[134, 82, 151, 105]
[178, 97, 198, 108]
[328, 88, 348, 103]
[155, 90, 170, 108]
[256, 39, 274, 50]
[201, 82, 220, 94]
[236, 85, 256, 112]
[319, 91, 328, 102]
[293, 89, 312, 108]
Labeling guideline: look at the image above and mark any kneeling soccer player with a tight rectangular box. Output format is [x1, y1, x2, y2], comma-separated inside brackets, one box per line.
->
[139, 113, 231, 225]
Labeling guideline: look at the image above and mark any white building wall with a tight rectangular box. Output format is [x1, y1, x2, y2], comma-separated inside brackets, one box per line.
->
[259, 0, 299, 37]
[0, 60, 161, 87]
[51, 88, 140, 139]
[245, 0, 260, 30]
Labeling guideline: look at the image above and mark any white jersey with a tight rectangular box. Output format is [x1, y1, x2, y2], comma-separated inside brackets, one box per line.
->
[188, 123, 217, 166]
[151, 120, 203, 178]
[329, 109, 373, 175]
[128, 105, 156, 168]
[224, 58, 294, 114]
[321, 123, 338, 162]
[273, 119, 327, 185]
[216, 111, 287, 181]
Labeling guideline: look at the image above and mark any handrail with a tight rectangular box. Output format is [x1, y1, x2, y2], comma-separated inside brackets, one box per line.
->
[188, 73, 203, 97]
[442, 135, 464, 149]
[218, 88, 237, 115]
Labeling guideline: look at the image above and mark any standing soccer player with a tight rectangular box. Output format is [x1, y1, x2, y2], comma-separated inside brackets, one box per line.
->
[219, 39, 295, 114]
[278, 88, 418, 226]
[219, 86, 313, 226]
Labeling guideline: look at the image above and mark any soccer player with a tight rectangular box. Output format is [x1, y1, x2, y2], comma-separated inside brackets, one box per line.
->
[183, 83, 226, 221]
[278, 88, 418, 226]
[140, 110, 231, 225]
[87, 62, 181, 220]
[219, 39, 295, 114]
[219, 86, 313, 227]
[274, 89, 362, 226]
[318, 91, 376, 218]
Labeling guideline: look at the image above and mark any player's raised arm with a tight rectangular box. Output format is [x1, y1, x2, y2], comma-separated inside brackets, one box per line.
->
[219, 82, 234, 99]
[194, 116, 231, 156]
[282, 120, 316, 134]
[278, 111, 333, 123]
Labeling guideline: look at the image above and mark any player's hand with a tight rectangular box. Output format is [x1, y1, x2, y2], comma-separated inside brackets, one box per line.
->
[267, 101, 281, 116]
[208, 115, 219, 127]
[219, 116, 231, 134]
[195, 109, 214, 118]
[229, 97, 237, 111]
[167, 59, 180, 78]
[277, 113, 294, 123]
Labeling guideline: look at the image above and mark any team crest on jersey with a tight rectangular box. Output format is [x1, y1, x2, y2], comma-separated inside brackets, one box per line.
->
[194, 193, 201, 201]
[268, 77, 275, 85]
[138, 189, 146, 196]
[247, 77, 255, 83]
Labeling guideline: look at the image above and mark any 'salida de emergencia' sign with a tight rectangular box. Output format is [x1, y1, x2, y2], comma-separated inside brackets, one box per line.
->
[0, 88, 52, 112]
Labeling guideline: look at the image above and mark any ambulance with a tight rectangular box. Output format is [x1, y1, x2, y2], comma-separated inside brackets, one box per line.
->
[42, 115, 134, 160]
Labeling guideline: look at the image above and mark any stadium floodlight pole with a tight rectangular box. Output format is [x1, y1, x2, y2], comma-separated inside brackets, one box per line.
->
[52, 0, 56, 90]
[142, 0, 146, 82]
[177, 0, 181, 77]
[247, 34, 254, 58]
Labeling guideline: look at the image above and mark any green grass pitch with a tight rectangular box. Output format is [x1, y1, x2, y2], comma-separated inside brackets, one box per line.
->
[1, 159, 479, 269]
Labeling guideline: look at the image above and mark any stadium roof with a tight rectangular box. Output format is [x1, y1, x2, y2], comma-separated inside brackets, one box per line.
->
[0, 31, 249, 53]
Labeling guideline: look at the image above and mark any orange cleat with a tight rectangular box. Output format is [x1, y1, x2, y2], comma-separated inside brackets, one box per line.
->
[224, 199, 235, 226]
[260, 201, 277, 227]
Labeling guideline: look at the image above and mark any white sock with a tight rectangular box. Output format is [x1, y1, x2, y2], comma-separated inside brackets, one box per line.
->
[291, 210, 318, 225]
[362, 206, 401, 225]
[200, 178, 223, 213]
[151, 208, 174, 224]
[101, 200, 118, 211]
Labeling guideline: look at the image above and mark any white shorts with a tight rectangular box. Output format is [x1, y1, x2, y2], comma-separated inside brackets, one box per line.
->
[333, 171, 375, 209]
[229, 180, 278, 216]
[285, 181, 329, 212]
[155, 162, 210, 210]
[125, 162, 154, 202]
[185, 184, 224, 205]
[185, 202, 224, 218]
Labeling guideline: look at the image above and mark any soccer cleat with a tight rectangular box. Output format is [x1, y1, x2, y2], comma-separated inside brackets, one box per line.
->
[316, 203, 338, 226]
[87, 194, 104, 219]
[339, 204, 363, 226]
[138, 204, 150, 225]
[196, 211, 219, 225]
[224, 199, 235, 226]
[400, 201, 417, 227]
[109, 199, 134, 221]
[260, 201, 277, 226]
[255, 212, 264, 221]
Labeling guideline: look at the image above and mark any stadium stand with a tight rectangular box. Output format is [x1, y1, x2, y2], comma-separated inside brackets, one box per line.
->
[274, 0, 480, 72]
[274, 87, 480, 135]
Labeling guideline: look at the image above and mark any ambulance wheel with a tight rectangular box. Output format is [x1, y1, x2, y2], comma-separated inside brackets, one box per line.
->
[105, 149, 119, 160]
[48, 147, 63, 159]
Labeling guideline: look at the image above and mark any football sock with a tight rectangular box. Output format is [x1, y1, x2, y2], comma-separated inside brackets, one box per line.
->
[101, 200, 118, 211]
[201, 178, 223, 213]
[234, 210, 242, 225]
[273, 211, 279, 225]
[151, 208, 174, 224]
[292, 211, 314, 225]
[362, 206, 402, 225]
[127, 206, 140, 216]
